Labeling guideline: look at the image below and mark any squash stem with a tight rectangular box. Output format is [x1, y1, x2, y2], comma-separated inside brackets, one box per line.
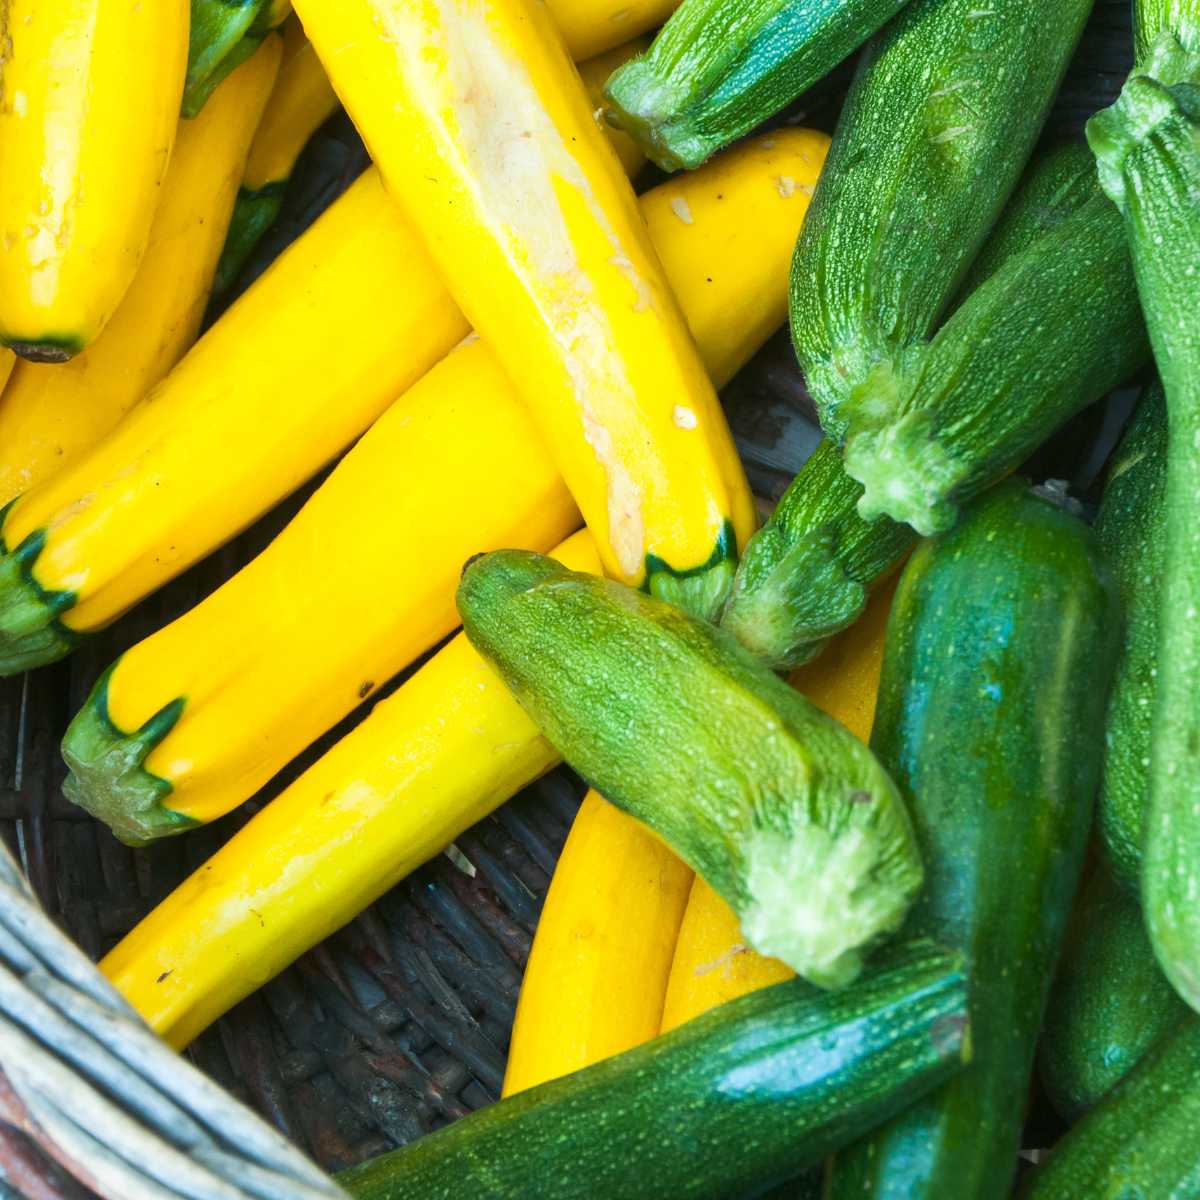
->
[1088, 26, 1200, 1012]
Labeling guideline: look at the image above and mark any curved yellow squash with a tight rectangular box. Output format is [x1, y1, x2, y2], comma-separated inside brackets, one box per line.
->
[0, 37, 283, 510]
[0, 0, 190, 360]
[293, 0, 756, 617]
[101, 532, 602, 1050]
[660, 573, 899, 1032]
[59, 130, 829, 842]
[0, 7, 708, 673]
[502, 792, 691, 1096]
[242, 19, 339, 195]
[549, 0, 678, 60]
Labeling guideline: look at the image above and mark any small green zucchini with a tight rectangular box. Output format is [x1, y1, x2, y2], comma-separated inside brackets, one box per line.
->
[840, 190, 1151, 537]
[789, 0, 1093, 441]
[341, 940, 971, 1200]
[602, 0, 908, 172]
[1088, 0, 1200, 1014]
[721, 438, 915, 670]
[1039, 866, 1187, 1123]
[722, 143, 1101, 672]
[457, 549, 924, 990]
[827, 479, 1120, 1200]
[1018, 1017, 1200, 1199]
[1094, 385, 1168, 891]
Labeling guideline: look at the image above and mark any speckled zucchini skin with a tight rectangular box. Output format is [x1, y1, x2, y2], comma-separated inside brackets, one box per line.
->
[341, 941, 970, 1200]
[602, 0, 907, 171]
[1019, 1017, 1200, 1199]
[1039, 866, 1187, 1122]
[789, 0, 1094, 442]
[828, 480, 1120, 1200]
[1094, 385, 1167, 890]
[457, 550, 924, 990]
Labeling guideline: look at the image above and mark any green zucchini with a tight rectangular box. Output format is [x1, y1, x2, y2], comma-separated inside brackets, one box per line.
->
[722, 143, 1101, 671]
[721, 438, 915, 670]
[457, 548, 924, 990]
[1094, 385, 1168, 891]
[840, 190, 1151, 537]
[341, 940, 971, 1200]
[1039, 866, 1187, 1123]
[601, 0, 909, 173]
[827, 479, 1120, 1200]
[1018, 1017, 1200, 1199]
[185, 0, 284, 118]
[212, 184, 287, 297]
[1088, 1, 1200, 1014]
[789, 0, 1093, 442]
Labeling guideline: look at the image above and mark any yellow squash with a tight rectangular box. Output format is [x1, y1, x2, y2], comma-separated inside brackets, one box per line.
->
[61, 131, 829, 843]
[660, 573, 899, 1032]
[502, 791, 691, 1096]
[212, 18, 341, 294]
[549, 0, 678, 60]
[0, 37, 283, 510]
[293, 0, 756, 618]
[101, 532, 602, 1050]
[576, 40, 650, 179]
[98, 130, 828, 1045]
[0, 0, 190, 360]
[0, 3, 698, 676]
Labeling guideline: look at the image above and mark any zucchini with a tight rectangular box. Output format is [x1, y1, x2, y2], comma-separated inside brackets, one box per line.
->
[840, 190, 1151, 537]
[341, 941, 971, 1200]
[828, 479, 1120, 1200]
[1088, 0, 1200, 1013]
[789, 0, 1093, 442]
[185, 0, 280, 118]
[1094, 384, 1168, 891]
[1018, 1017, 1200, 1199]
[722, 143, 1100, 670]
[601, 0, 908, 171]
[457, 550, 924, 990]
[1039, 867, 1187, 1123]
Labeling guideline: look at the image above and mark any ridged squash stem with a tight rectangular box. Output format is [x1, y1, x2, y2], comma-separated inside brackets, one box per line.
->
[212, 18, 340, 295]
[602, 0, 908, 172]
[0, 38, 283, 509]
[1094, 385, 1169, 890]
[840, 190, 1150, 536]
[457, 553, 923, 989]
[60, 131, 826, 845]
[0, 0, 754, 677]
[1087, 3, 1200, 1012]
[721, 143, 1100, 669]
[294, 0, 757, 620]
[789, 0, 1093, 442]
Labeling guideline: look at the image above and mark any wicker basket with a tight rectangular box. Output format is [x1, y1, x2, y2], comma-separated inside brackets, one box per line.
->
[0, 6, 1137, 1196]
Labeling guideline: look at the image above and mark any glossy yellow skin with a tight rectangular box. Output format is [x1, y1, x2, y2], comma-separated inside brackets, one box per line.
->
[576, 39, 650, 179]
[295, 0, 756, 595]
[0, 38, 282, 509]
[503, 792, 692, 1096]
[0, 0, 190, 358]
[101, 533, 602, 1050]
[98, 131, 827, 1043]
[0, 0, 742, 632]
[241, 18, 338, 193]
[547, 0, 679, 59]
[659, 574, 899, 1032]
[90, 130, 829, 824]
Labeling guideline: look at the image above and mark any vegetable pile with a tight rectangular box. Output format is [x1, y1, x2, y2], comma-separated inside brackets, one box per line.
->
[0, 0, 1197, 1195]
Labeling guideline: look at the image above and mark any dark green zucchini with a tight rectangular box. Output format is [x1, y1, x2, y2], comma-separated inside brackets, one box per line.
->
[457, 546, 924, 990]
[1039, 866, 1187, 1123]
[722, 143, 1101, 672]
[1094, 385, 1168, 891]
[341, 940, 970, 1200]
[828, 479, 1120, 1200]
[601, 0, 908, 172]
[1018, 1017, 1200, 1199]
[789, 0, 1093, 442]
[840, 191, 1151, 537]
[1088, 1, 1200, 1015]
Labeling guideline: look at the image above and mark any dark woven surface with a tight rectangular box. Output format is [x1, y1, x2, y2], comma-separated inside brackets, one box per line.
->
[0, 4, 1137, 1193]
